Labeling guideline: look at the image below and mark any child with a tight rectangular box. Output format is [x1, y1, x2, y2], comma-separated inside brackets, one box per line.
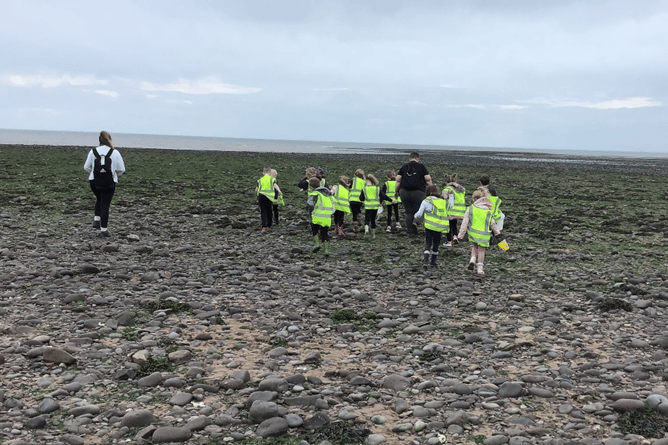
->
[442, 174, 466, 246]
[348, 169, 366, 226]
[480, 175, 504, 231]
[316, 167, 328, 188]
[297, 167, 317, 191]
[458, 187, 502, 275]
[414, 185, 449, 268]
[307, 178, 335, 255]
[382, 171, 401, 233]
[332, 176, 351, 236]
[360, 174, 392, 237]
[270, 169, 284, 226]
[255, 167, 275, 232]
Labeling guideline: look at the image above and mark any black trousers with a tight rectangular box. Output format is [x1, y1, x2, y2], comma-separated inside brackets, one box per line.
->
[399, 189, 426, 231]
[258, 194, 273, 228]
[386, 203, 400, 226]
[364, 209, 378, 228]
[90, 181, 115, 229]
[350, 201, 363, 222]
[424, 228, 442, 253]
[334, 210, 346, 226]
[272, 205, 279, 224]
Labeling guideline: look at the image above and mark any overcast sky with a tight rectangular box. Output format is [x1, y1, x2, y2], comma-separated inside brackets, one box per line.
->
[1, 0, 667, 152]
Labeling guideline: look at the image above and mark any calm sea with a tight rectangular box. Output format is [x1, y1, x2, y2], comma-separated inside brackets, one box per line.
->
[1, 128, 665, 159]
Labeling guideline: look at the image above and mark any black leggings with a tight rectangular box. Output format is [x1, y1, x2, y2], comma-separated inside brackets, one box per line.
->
[386, 203, 400, 226]
[334, 210, 346, 226]
[364, 209, 378, 228]
[311, 224, 329, 242]
[424, 228, 442, 253]
[446, 219, 458, 241]
[90, 181, 115, 229]
[258, 194, 273, 228]
[350, 201, 363, 222]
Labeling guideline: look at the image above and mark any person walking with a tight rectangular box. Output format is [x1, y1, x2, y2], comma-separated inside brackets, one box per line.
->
[83, 131, 125, 237]
[394, 152, 432, 235]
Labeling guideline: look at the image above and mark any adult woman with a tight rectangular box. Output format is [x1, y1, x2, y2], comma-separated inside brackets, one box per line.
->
[83, 131, 126, 237]
[394, 152, 432, 235]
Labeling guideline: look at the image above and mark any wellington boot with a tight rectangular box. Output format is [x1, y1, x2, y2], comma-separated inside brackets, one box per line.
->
[364, 225, 369, 236]
[423, 251, 430, 269]
[371, 228, 376, 238]
[430, 252, 439, 268]
[476, 263, 485, 275]
[323, 241, 330, 256]
[312, 236, 321, 253]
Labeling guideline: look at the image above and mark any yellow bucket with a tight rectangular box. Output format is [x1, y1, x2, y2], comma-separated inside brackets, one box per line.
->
[498, 239, 509, 251]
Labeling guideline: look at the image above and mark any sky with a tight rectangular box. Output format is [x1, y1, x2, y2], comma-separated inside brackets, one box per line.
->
[1, 0, 667, 152]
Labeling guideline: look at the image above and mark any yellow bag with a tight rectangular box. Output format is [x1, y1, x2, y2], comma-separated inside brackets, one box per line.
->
[498, 239, 509, 251]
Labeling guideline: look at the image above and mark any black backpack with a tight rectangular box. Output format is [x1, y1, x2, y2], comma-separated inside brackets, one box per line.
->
[92, 147, 115, 189]
[401, 162, 421, 190]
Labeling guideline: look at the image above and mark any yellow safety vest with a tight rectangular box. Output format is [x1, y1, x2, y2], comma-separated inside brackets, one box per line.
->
[311, 192, 334, 227]
[489, 195, 502, 220]
[467, 206, 493, 247]
[257, 175, 275, 202]
[385, 180, 401, 204]
[445, 186, 466, 218]
[424, 197, 449, 233]
[364, 185, 380, 210]
[349, 177, 365, 203]
[334, 186, 351, 213]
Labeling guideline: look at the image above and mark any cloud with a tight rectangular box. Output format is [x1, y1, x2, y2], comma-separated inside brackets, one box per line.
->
[2, 74, 107, 88]
[498, 105, 528, 110]
[17, 107, 65, 118]
[139, 77, 261, 95]
[94, 90, 119, 99]
[524, 96, 663, 109]
[311, 87, 350, 91]
[165, 99, 194, 105]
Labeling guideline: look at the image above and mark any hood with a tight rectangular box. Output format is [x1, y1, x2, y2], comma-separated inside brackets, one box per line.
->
[473, 197, 493, 209]
[447, 182, 464, 192]
[315, 186, 332, 196]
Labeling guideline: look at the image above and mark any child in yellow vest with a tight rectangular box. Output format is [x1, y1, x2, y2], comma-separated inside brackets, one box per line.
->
[255, 167, 275, 232]
[270, 169, 283, 226]
[332, 176, 351, 237]
[442, 174, 466, 246]
[414, 185, 449, 268]
[382, 171, 401, 232]
[360, 174, 392, 237]
[349, 169, 366, 227]
[307, 178, 335, 255]
[480, 175, 504, 231]
[458, 187, 502, 275]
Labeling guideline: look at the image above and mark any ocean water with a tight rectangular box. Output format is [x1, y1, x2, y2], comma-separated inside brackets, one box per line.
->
[1, 128, 665, 159]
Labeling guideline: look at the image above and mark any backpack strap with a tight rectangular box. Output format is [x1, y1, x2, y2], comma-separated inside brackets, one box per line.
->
[93, 147, 114, 159]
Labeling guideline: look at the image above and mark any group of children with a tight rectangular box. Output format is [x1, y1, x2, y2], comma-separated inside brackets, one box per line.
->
[257, 166, 505, 274]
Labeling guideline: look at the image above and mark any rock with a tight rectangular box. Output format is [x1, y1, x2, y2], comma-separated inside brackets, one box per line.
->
[120, 409, 157, 428]
[382, 374, 411, 391]
[152, 426, 191, 443]
[256, 417, 289, 438]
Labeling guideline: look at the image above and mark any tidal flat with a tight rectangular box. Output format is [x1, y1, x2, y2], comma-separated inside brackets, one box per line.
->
[2, 144, 668, 445]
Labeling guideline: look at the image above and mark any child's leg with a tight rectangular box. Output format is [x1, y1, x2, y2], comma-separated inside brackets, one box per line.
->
[320, 225, 329, 243]
[311, 224, 321, 251]
[370, 210, 378, 229]
[423, 229, 434, 266]
[364, 209, 372, 226]
[258, 195, 272, 228]
[272, 204, 279, 225]
[430, 231, 442, 266]
[477, 246, 486, 264]
[468, 245, 477, 270]
[386, 205, 392, 228]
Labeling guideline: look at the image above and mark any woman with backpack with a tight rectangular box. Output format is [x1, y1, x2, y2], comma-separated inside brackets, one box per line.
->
[394, 152, 432, 236]
[83, 131, 126, 237]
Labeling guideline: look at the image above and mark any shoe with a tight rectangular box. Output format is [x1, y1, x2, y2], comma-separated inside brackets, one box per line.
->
[338, 227, 345, 237]
[92, 220, 101, 229]
[412, 223, 418, 235]
[453, 235, 459, 245]
[312, 237, 321, 252]
[423, 251, 430, 269]
[364, 225, 369, 236]
[323, 241, 330, 256]
[445, 242, 452, 248]
[468, 261, 475, 271]
[386, 226, 392, 233]
[372, 228, 376, 238]
[476, 263, 485, 275]
[353, 221, 359, 226]
[98, 230, 111, 238]
[262, 227, 268, 233]
[395, 222, 402, 229]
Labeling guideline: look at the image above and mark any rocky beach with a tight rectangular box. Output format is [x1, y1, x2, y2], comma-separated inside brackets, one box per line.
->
[2, 144, 668, 445]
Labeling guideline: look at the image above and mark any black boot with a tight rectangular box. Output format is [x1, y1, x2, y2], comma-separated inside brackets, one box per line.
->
[430, 252, 439, 268]
[423, 251, 430, 269]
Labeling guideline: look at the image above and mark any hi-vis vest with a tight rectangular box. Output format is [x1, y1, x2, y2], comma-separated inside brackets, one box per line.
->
[334, 186, 351, 213]
[385, 180, 401, 204]
[489, 195, 502, 220]
[445, 186, 466, 218]
[311, 192, 335, 227]
[363, 184, 380, 210]
[257, 175, 275, 202]
[467, 206, 493, 247]
[349, 177, 365, 202]
[424, 197, 449, 233]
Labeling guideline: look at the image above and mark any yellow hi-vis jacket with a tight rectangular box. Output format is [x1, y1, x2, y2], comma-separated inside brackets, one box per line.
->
[467, 206, 493, 247]
[489, 195, 502, 221]
[257, 174, 275, 202]
[363, 184, 380, 210]
[385, 180, 401, 203]
[333, 186, 351, 213]
[424, 197, 449, 233]
[311, 192, 334, 227]
[349, 177, 365, 203]
[446, 186, 466, 218]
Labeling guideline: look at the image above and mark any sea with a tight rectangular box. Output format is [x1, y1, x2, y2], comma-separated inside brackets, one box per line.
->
[1, 128, 665, 160]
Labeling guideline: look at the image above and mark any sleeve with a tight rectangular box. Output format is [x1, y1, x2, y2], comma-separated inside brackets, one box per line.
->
[379, 187, 392, 203]
[359, 189, 365, 201]
[83, 150, 94, 174]
[113, 151, 126, 177]
[449, 194, 455, 209]
[297, 178, 308, 190]
[414, 200, 429, 221]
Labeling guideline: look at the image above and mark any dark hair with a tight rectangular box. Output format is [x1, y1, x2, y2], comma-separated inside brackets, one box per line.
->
[308, 178, 321, 189]
[409, 152, 420, 160]
[426, 184, 440, 197]
[479, 175, 491, 186]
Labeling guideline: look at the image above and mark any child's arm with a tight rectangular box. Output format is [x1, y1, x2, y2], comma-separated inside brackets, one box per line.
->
[274, 182, 283, 195]
[379, 188, 393, 203]
[490, 219, 501, 236]
[413, 200, 430, 223]
[458, 208, 471, 239]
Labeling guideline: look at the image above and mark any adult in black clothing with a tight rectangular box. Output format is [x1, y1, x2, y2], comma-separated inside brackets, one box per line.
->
[394, 152, 432, 235]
